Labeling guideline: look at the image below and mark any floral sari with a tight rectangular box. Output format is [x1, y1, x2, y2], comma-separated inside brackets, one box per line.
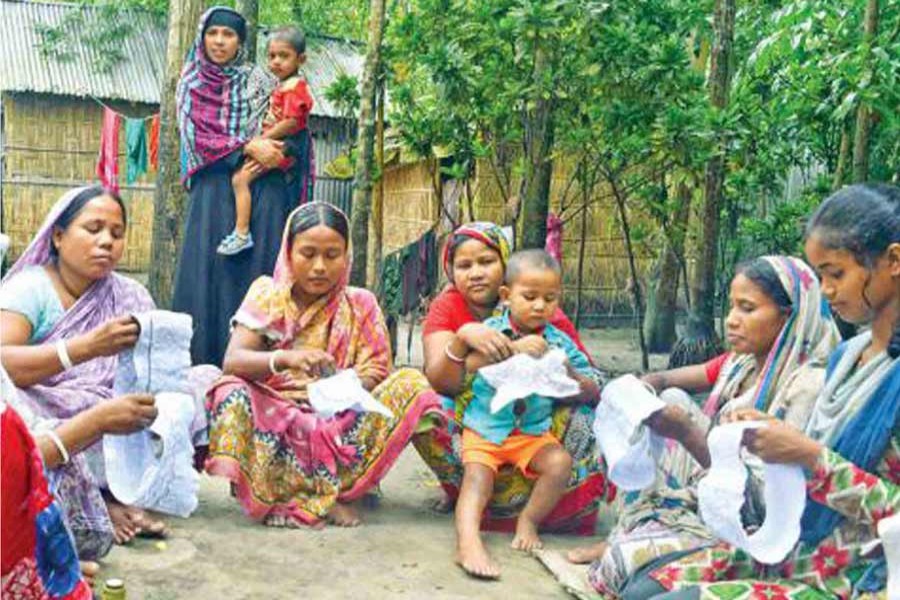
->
[589, 256, 840, 596]
[1, 400, 91, 600]
[205, 203, 442, 525]
[413, 222, 614, 535]
[636, 332, 899, 600]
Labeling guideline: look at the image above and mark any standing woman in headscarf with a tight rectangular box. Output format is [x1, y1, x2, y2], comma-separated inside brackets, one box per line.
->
[172, 6, 315, 366]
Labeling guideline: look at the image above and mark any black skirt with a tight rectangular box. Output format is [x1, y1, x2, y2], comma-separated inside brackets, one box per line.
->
[172, 131, 312, 366]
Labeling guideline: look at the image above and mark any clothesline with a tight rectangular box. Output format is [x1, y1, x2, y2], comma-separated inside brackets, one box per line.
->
[89, 95, 159, 121]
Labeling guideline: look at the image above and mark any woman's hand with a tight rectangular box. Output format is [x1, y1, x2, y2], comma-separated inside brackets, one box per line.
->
[278, 348, 337, 378]
[95, 394, 158, 434]
[245, 138, 285, 170]
[742, 420, 823, 470]
[645, 404, 694, 442]
[720, 407, 775, 424]
[511, 335, 548, 358]
[77, 316, 140, 360]
[457, 323, 513, 363]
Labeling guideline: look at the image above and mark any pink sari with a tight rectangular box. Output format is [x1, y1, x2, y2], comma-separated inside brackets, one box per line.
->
[205, 203, 441, 525]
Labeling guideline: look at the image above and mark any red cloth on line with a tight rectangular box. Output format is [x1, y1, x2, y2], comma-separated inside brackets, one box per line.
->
[704, 352, 731, 385]
[149, 114, 161, 170]
[422, 286, 592, 361]
[96, 107, 120, 192]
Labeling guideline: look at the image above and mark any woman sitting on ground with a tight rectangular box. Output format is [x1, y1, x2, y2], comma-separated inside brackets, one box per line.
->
[1, 365, 155, 591]
[206, 202, 441, 528]
[412, 222, 613, 535]
[0, 186, 214, 557]
[571, 255, 838, 597]
[618, 183, 899, 600]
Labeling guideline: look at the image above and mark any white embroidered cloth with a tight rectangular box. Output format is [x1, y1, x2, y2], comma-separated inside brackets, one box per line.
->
[697, 421, 806, 564]
[592, 374, 666, 491]
[114, 310, 193, 396]
[104, 392, 199, 518]
[106, 309, 199, 517]
[477, 348, 580, 414]
[307, 369, 393, 419]
[879, 513, 900, 600]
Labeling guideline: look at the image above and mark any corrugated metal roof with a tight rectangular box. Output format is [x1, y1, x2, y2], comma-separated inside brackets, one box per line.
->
[0, 0, 362, 118]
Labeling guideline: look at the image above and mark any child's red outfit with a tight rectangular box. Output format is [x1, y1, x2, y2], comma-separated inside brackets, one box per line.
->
[262, 75, 313, 170]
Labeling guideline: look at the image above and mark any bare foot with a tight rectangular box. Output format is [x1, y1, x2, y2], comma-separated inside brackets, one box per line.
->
[127, 507, 168, 538]
[79, 560, 100, 586]
[456, 535, 501, 580]
[327, 502, 361, 527]
[263, 514, 302, 529]
[104, 497, 140, 544]
[511, 517, 542, 552]
[566, 541, 608, 564]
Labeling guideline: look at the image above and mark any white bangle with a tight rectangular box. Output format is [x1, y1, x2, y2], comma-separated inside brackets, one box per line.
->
[444, 342, 466, 364]
[56, 340, 74, 371]
[269, 349, 286, 375]
[44, 429, 70, 465]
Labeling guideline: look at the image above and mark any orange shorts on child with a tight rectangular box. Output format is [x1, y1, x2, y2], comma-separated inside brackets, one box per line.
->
[461, 428, 560, 478]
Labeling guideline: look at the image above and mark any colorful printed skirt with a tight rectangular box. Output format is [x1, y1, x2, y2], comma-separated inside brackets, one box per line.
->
[412, 392, 614, 535]
[205, 368, 441, 526]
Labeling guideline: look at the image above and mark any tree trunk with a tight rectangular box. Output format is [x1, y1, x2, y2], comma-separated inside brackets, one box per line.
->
[691, 0, 735, 330]
[852, 0, 879, 183]
[520, 44, 555, 249]
[611, 181, 649, 371]
[349, 0, 386, 286]
[367, 80, 386, 288]
[148, 0, 205, 307]
[574, 167, 589, 330]
[235, 0, 259, 63]
[644, 182, 692, 352]
[833, 119, 852, 190]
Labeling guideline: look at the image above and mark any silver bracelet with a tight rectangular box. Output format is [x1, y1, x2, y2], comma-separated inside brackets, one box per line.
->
[55, 339, 74, 371]
[269, 349, 286, 375]
[44, 429, 70, 465]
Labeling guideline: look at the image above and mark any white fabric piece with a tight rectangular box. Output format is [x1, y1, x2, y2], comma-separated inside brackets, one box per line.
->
[477, 348, 580, 414]
[592, 374, 666, 491]
[104, 392, 199, 518]
[698, 421, 806, 564]
[307, 369, 393, 419]
[879, 513, 900, 600]
[114, 310, 194, 395]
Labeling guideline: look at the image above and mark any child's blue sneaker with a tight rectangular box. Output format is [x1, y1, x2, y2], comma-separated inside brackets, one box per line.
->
[217, 230, 254, 256]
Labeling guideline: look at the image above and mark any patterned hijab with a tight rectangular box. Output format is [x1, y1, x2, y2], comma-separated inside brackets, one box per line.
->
[176, 6, 275, 184]
[702, 256, 839, 417]
[233, 202, 390, 395]
[442, 222, 512, 283]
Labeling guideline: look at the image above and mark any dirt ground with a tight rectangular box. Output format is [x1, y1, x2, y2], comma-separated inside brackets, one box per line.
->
[99, 325, 667, 599]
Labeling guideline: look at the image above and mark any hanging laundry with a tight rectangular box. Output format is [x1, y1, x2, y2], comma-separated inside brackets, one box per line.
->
[379, 252, 404, 316]
[96, 107, 120, 193]
[149, 114, 161, 170]
[416, 229, 439, 301]
[378, 228, 439, 317]
[125, 118, 149, 185]
[545, 212, 563, 265]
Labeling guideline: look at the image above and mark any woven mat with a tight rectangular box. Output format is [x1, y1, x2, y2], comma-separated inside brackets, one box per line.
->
[534, 549, 603, 600]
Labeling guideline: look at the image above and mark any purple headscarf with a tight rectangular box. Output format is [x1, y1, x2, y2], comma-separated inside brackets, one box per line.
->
[3, 186, 154, 420]
[176, 6, 275, 184]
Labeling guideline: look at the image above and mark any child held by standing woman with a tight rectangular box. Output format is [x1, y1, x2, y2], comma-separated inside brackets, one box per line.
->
[217, 26, 314, 255]
[453, 249, 600, 579]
